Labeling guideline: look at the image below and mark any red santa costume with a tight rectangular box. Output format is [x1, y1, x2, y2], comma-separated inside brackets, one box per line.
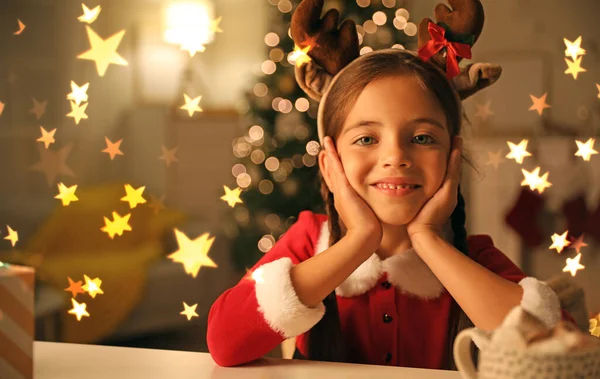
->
[207, 211, 575, 368]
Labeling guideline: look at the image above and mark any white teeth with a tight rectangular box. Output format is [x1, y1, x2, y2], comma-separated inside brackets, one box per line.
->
[375, 183, 418, 190]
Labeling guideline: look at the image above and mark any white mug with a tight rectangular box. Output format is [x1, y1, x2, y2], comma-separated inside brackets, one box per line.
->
[453, 327, 600, 379]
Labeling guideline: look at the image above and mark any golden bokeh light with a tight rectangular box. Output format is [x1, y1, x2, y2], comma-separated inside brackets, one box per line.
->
[373, 11, 387, 26]
[264, 32, 280, 47]
[259, 179, 274, 195]
[261, 60, 277, 75]
[251, 150, 266, 164]
[265, 157, 280, 172]
[258, 234, 276, 253]
[295, 98, 310, 112]
[360, 46, 374, 55]
[306, 140, 321, 156]
[236, 173, 252, 188]
[404, 22, 417, 36]
[363, 20, 377, 34]
[253, 83, 268, 97]
[393, 16, 407, 30]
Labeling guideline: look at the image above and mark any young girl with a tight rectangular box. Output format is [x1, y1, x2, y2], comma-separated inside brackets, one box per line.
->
[207, 0, 575, 370]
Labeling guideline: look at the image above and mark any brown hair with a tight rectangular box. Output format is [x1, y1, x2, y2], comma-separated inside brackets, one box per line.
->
[308, 50, 478, 370]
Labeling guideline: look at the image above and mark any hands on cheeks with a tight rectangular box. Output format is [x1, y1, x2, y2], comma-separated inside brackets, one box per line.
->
[321, 135, 463, 247]
[406, 135, 463, 239]
[321, 137, 383, 248]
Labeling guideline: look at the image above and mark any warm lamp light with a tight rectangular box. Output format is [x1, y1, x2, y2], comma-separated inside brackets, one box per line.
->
[163, 1, 215, 46]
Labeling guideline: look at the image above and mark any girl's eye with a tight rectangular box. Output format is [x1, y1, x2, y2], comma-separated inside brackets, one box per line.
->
[412, 135, 435, 144]
[355, 136, 376, 146]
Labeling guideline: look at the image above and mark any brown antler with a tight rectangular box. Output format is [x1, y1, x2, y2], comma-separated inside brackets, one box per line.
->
[417, 0, 485, 70]
[290, 0, 360, 76]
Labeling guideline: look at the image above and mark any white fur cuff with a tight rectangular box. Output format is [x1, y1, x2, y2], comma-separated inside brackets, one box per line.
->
[518, 277, 561, 329]
[254, 257, 325, 338]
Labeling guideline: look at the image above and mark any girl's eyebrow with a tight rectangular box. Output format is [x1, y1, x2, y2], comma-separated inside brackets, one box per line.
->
[342, 117, 445, 137]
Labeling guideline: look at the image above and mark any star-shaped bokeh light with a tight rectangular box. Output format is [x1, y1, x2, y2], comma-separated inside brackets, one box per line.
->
[521, 167, 552, 194]
[474, 100, 494, 121]
[64, 277, 85, 298]
[30, 144, 76, 187]
[220, 185, 243, 208]
[549, 231, 570, 254]
[66, 101, 89, 125]
[67, 81, 89, 105]
[529, 93, 551, 116]
[180, 94, 203, 117]
[82, 274, 104, 298]
[55, 182, 79, 206]
[250, 267, 265, 284]
[68, 298, 90, 321]
[564, 36, 586, 61]
[148, 194, 166, 214]
[563, 253, 585, 277]
[29, 98, 47, 120]
[37, 126, 56, 149]
[101, 211, 132, 239]
[506, 140, 532, 164]
[290, 44, 312, 67]
[180, 302, 199, 321]
[484, 150, 504, 170]
[168, 229, 217, 278]
[564, 56, 586, 80]
[574, 138, 598, 161]
[14, 19, 25, 35]
[569, 234, 588, 254]
[102, 137, 124, 160]
[77, 26, 128, 77]
[210, 16, 223, 33]
[4, 226, 19, 247]
[590, 314, 600, 337]
[78, 3, 102, 24]
[159, 145, 179, 167]
[121, 184, 146, 209]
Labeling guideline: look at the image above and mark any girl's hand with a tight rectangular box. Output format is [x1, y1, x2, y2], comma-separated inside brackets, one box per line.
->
[407, 136, 463, 239]
[321, 136, 383, 249]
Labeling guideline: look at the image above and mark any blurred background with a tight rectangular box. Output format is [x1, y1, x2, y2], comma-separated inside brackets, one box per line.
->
[0, 0, 598, 358]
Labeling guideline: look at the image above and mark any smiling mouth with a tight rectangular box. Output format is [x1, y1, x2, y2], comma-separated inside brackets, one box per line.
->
[371, 183, 421, 197]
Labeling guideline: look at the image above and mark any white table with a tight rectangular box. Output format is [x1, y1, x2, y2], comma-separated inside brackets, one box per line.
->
[35, 342, 463, 379]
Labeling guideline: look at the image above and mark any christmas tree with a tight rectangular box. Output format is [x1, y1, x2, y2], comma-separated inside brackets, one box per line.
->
[229, 0, 416, 271]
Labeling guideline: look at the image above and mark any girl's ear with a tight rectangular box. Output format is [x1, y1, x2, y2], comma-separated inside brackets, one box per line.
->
[318, 150, 335, 194]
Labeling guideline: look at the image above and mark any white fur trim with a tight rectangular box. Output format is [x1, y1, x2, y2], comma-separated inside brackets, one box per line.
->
[336, 254, 382, 297]
[315, 220, 445, 298]
[518, 277, 561, 329]
[254, 257, 325, 338]
[383, 249, 445, 299]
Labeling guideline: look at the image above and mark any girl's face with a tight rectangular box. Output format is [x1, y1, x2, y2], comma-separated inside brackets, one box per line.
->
[329, 75, 453, 226]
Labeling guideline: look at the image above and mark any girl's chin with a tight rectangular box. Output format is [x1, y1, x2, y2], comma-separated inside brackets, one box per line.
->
[373, 208, 418, 226]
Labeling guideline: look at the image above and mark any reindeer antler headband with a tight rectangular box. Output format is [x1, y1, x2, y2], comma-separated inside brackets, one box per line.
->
[291, 0, 503, 143]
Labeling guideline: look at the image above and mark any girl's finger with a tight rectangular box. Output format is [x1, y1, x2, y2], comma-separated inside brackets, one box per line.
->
[325, 137, 345, 176]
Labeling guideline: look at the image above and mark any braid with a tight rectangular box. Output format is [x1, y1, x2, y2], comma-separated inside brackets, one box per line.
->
[445, 187, 478, 370]
[305, 180, 347, 362]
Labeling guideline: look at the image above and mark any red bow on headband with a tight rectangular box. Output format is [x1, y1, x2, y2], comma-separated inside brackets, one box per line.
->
[417, 22, 472, 79]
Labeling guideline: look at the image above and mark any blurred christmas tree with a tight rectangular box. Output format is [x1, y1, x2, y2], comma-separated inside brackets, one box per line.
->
[229, 0, 416, 271]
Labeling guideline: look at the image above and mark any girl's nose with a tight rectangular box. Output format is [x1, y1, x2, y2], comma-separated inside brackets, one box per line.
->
[381, 142, 412, 168]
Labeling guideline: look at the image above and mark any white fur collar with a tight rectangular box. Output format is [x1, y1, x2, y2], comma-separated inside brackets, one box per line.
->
[315, 221, 446, 299]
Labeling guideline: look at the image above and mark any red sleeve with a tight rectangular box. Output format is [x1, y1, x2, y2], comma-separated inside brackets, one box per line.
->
[467, 235, 527, 284]
[206, 210, 323, 367]
[467, 235, 577, 328]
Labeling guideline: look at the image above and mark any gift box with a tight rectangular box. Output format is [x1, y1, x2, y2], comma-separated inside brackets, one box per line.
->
[0, 263, 34, 379]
